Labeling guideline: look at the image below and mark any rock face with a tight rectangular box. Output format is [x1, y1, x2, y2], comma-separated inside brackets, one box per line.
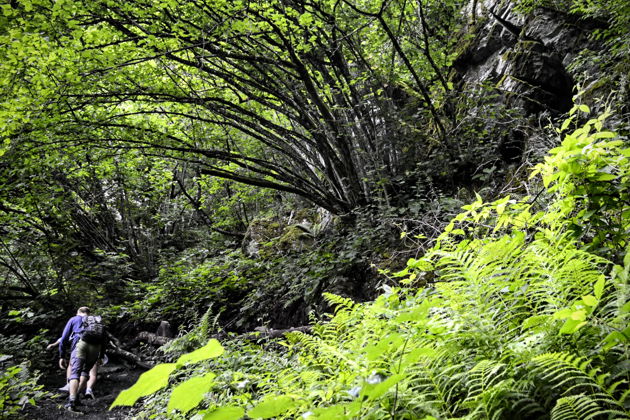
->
[453, 3, 599, 116]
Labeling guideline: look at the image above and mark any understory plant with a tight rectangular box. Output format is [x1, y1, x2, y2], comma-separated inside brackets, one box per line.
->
[0, 357, 46, 418]
[113, 109, 629, 419]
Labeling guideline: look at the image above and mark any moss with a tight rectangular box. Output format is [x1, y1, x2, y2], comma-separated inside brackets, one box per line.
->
[275, 225, 314, 254]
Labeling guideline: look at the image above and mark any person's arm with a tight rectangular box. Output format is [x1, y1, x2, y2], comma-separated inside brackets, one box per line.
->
[47, 337, 61, 350]
[58, 318, 74, 358]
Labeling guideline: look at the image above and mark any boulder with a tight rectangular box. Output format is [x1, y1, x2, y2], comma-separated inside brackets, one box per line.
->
[241, 217, 318, 258]
[453, 4, 600, 116]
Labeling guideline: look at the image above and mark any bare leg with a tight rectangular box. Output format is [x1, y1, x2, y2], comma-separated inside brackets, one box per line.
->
[78, 375, 88, 394]
[86, 364, 98, 391]
[59, 364, 72, 391]
[69, 378, 79, 400]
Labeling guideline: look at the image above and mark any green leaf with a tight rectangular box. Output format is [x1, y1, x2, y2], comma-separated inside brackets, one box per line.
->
[310, 405, 345, 418]
[167, 372, 216, 414]
[400, 347, 436, 369]
[177, 339, 224, 366]
[365, 333, 403, 361]
[582, 295, 598, 307]
[111, 363, 177, 408]
[593, 276, 605, 300]
[570, 310, 586, 321]
[361, 374, 405, 401]
[602, 331, 628, 351]
[311, 401, 360, 419]
[394, 302, 430, 323]
[578, 104, 591, 114]
[593, 131, 617, 139]
[202, 406, 245, 420]
[559, 319, 587, 335]
[522, 315, 549, 330]
[247, 395, 296, 419]
[560, 116, 575, 131]
[594, 173, 617, 181]
[553, 308, 573, 319]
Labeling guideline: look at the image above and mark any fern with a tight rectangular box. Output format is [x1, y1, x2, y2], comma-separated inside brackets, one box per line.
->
[322, 293, 356, 314]
[531, 352, 628, 417]
[550, 394, 629, 420]
[117, 111, 630, 420]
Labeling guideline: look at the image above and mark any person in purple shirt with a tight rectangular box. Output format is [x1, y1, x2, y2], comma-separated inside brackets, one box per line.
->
[58, 306, 106, 411]
[58, 308, 86, 363]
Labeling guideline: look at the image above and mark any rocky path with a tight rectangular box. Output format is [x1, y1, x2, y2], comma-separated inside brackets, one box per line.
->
[22, 364, 142, 420]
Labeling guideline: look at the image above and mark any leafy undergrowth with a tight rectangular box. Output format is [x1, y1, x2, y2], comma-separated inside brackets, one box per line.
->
[113, 109, 630, 419]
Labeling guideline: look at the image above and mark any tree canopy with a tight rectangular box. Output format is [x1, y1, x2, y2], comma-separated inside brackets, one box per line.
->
[1, 0, 464, 214]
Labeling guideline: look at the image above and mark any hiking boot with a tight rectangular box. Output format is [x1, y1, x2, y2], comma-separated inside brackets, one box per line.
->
[84, 389, 95, 399]
[64, 399, 78, 412]
[58, 383, 70, 392]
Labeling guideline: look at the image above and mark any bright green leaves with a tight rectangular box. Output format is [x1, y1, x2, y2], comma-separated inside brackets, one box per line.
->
[176, 339, 224, 366]
[365, 333, 404, 361]
[306, 401, 363, 419]
[199, 406, 245, 420]
[553, 276, 605, 335]
[298, 12, 314, 26]
[111, 363, 178, 407]
[530, 110, 629, 256]
[167, 373, 216, 414]
[582, 295, 598, 307]
[111, 340, 225, 411]
[0, 138, 8, 157]
[593, 275, 606, 300]
[360, 374, 405, 401]
[247, 395, 297, 419]
[176, 109, 629, 420]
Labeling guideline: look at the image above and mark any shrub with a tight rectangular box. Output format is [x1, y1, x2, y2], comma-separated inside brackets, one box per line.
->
[0, 357, 46, 419]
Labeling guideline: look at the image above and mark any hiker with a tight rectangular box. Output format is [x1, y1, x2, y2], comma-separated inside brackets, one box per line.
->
[47, 337, 103, 394]
[58, 306, 107, 411]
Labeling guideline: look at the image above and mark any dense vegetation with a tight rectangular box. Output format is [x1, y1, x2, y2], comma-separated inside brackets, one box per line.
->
[0, 0, 628, 418]
[108, 110, 630, 419]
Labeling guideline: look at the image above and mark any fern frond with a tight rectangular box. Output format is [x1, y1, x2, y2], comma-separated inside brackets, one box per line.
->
[550, 394, 629, 420]
[531, 352, 628, 416]
[322, 293, 356, 314]
[407, 361, 465, 417]
[551, 394, 600, 420]
[465, 360, 507, 400]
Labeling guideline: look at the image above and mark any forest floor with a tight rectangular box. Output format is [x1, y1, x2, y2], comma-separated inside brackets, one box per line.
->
[22, 363, 142, 420]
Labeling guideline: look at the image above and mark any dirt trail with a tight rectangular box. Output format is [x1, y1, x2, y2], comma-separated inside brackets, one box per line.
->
[22, 364, 142, 420]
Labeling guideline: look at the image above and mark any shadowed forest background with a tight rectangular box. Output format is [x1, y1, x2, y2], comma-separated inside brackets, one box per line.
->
[0, 0, 629, 418]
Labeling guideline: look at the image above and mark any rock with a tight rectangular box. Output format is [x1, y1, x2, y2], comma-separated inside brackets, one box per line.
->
[241, 218, 284, 257]
[453, 4, 600, 116]
[498, 40, 573, 113]
[241, 217, 316, 258]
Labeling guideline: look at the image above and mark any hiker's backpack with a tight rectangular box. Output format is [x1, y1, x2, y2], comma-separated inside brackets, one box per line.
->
[81, 315, 104, 344]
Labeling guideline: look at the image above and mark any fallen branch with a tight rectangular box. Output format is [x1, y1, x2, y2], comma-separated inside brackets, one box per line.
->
[240, 325, 312, 341]
[106, 325, 312, 369]
[105, 331, 153, 369]
[132, 331, 172, 347]
[107, 341, 153, 369]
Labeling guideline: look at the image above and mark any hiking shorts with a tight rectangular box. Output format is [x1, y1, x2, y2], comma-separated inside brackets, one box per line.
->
[69, 340, 100, 381]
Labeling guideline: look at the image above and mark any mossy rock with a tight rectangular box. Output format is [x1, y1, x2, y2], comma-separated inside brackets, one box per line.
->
[243, 218, 315, 258]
